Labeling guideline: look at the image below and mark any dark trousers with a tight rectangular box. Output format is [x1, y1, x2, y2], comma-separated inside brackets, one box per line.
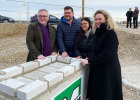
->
[126, 19, 132, 28]
[133, 17, 138, 28]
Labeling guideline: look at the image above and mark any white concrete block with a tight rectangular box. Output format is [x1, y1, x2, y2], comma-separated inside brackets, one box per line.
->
[71, 58, 77, 63]
[57, 56, 72, 64]
[0, 78, 25, 96]
[56, 65, 75, 77]
[69, 61, 83, 71]
[37, 57, 51, 66]
[17, 80, 48, 100]
[47, 55, 57, 62]
[16, 77, 34, 84]
[20, 61, 39, 72]
[49, 62, 67, 69]
[24, 70, 47, 80]
[38, 66, 57, 73]
[0, 75, 8, 82]
[79, 58, 85, 62]
[41, 72, 63, 87]
[71, 58, 85, 63]
[0, 66, 22, 77]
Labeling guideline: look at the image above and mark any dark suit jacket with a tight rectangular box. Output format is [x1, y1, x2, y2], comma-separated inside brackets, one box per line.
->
[26, 22, 58, 62]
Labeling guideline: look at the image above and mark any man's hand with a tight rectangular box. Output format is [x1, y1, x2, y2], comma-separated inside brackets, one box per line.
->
[62, 51, 68, 58]
[51, 52, 58, 55]
[37, 55, 46, 59]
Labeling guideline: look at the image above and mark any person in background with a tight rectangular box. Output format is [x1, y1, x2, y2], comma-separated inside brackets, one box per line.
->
[75, 17, 94, 59]
[82, 10, 123, 100]
[126, 8, 133, 28]
[57, 6, 81, 58]
[26, 9, 58, 62]
[133, 6, 139, 28]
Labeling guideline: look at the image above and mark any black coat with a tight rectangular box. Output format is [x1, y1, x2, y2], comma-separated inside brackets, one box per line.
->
[75, 31, 94, 59]
[87, 24, 123, 100]
[126, 11, 133, 20]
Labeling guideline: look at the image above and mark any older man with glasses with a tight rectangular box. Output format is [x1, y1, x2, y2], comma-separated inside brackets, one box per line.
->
[26, 9, 58, 62]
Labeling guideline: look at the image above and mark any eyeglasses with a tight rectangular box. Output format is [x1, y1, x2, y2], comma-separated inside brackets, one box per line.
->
[81, 23, 88, 25]
[38, 15, 47, 18]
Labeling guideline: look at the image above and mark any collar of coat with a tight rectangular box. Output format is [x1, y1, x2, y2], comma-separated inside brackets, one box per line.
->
[95, 23, 107, 36]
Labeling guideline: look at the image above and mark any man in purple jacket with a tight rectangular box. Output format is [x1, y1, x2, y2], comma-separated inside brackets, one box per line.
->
[26, 9, 58, 62]
[57, 6, 81, 58]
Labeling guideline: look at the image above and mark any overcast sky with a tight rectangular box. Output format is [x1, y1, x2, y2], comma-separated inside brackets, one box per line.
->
[1, 0, 140, 21]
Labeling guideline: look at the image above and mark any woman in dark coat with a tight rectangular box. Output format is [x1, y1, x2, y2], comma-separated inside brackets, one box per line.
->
[75, 17, 94, 59]
[82, 10, 123, 100]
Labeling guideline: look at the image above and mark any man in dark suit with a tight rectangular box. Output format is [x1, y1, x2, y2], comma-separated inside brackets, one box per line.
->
[126, 8, 133, 28]
[133, 6, 139, 28]
[26, 9, 58, 62]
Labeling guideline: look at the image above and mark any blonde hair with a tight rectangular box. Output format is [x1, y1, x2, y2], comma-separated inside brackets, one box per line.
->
[92, 10, 118, 33]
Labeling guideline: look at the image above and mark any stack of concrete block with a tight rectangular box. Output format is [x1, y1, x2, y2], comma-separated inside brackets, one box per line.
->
[17, 80, 48, 100]
[16, 77, 34, 84]
[20, 61, 39, 73]
[37, 57, 51, 66]
[57, 56, 72, 64]
[0, 78, 26, 96]
[0, 66, 22, 77]
[41, 72, 63, 87]
[47, 55, 57, 62]
[56, 65, 75, 77]
[49, 62, 67, 68]
[70, 61, 83, 71]
[0, 55, 84, 100]
[38, 65, 58, 73]
[0, 75, 8, 81]
[24, 70, 48, 80]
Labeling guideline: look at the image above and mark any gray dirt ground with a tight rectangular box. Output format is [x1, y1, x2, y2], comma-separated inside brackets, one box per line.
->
[0, 23, 28, 69]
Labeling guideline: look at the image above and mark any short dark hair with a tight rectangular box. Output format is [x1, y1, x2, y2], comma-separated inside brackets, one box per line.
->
[64, 6, 73, 12]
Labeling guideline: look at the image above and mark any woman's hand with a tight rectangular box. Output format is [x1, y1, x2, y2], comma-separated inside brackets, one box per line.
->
[81, 58, 88, 67]
[76, 56, 81, 59]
